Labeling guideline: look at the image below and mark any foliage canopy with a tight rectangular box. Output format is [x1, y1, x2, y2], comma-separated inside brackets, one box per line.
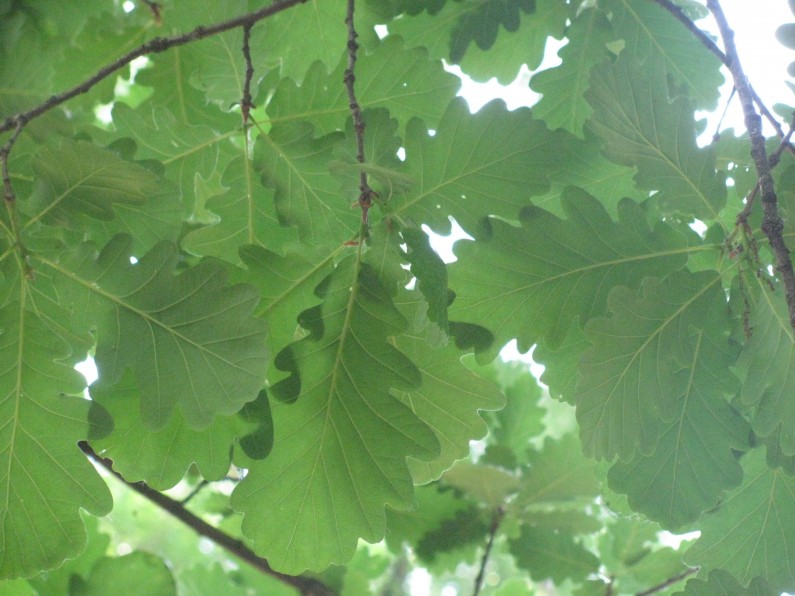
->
[2, 0, 795, 594]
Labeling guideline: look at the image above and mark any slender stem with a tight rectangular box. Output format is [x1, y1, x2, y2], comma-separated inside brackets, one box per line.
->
[708, 0, 795, 331]
[241, 22, 255, 124]
[343, 0, 375, 228]
[649, 0, 786, 137]
[79, 442, 336, 596]
[635, 566, 700, 595]
[0, 0, 308, 134]
[473, 507, 505, 596]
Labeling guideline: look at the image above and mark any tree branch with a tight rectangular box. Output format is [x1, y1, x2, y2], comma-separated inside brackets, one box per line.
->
[707, 0, 795, 332]
[635, 566, 700, 595]
[0, 0, 308, 134]
[473, 506, 505, 596]
[78, 442, 336, 596]
[241, 22, 255, 124]
[649, 0, 787, 140]
[343, 0, 376, 228]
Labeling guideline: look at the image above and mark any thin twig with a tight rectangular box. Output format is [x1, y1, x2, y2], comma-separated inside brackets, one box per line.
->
[0, 0, 308, 134]
[708, 0, 795, 331]
[139, 0, 163, 25]
[0, 123, 30, 274]
[649, 0, 786, 137]
[241, 22, 255, 124]
[473, 506, 505, 596]
[79, 442, 336, 596]
[343, 0, 376, 228]
[181, 479, 210, 505]
[635, 566, 700, 595]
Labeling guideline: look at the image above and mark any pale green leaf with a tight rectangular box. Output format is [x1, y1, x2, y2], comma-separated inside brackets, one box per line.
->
[183, 154, 298, 262]
[604, 0, 723, 110]
[268, 37, 460, 134]
[456, 0, 570, 82]
[393, 98, 564, 237]
[576, 272, 726, 460]
[515, 435, 600, 507]
[71, 552, 176, 596]
[0, 309, 112, 578]
[255, 123, 358, 245]
[686, 448, 795, 592]
[531, 8, 613, 137]
[236, 244, 339, 363]
[40, 235, 268, 430]
[509, 525, 599, 584]
[107, 104, 234, 216]
[586, 53, 727, 222]
[232, 258, 438, 573]
[90, 372, 272, 490]
[448, 188, 688, 361]
[441, 461, 520, 507]
[738, 289, 795, 454]
[676, 569, 775, 595]
[394, 319, 506, 484]
[27, 139, 163, 229]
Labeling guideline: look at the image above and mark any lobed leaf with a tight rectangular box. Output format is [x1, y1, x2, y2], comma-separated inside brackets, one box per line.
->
[448, 188, 688, 361]
[576, 272, 726, 461]
[232, 258, 439, 573]
[40, 235, 268, 430]
[607, 273, 749, 527]
[393, 98, 563, 237]
[586, 53, 727, 222]
[0, 309, 111, 578]
[686, 449, 795, 592]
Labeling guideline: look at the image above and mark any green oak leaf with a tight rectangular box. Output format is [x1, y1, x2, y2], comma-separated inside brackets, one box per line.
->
[576, 272, 726, 461]
[485, 363, 545, 467]
[231, 257, 439, 573]
[457, 0, 571, 83]
[255, 122, 358, 245]
[530, 8, 613, 137]
[268, 37, 460, 134]
[27, 139, 163, 229]
[235, 243, 339, 365]
[39, 235, 268, 430]
[509, 525, 599, 584]
[603, 0, 723, 110]
[441, 461, 520, 507]
[70, 552, 176, 596]
[183, 154, 297, 262]
[686, 448, 795, 592]
[448, 188, 688, 361]
[0, 12, 54, 118]
[676, 569, 775, 595]
[738, 290, 795, 454]
[253, 0, 348, 82]
[26, 514, 110, 595]
[448, 0, 534, 62]
[89, 371, 272, 490]
[384, 483, 470, 553]
[586, 53, 727, 222]
[0, 309, 112, 578]
[515, 435, 600, 507]
[415, 507, 489, 564]
[539, 131, 646, 219]
[393, 98, 564, 237]
[534, 320, 588, 404]
[394, 319, 506, 484]
[107, 104, 234, 216]
[607, 274, 749, 527]
[52, 14, 150, 113]
[402, 227, 450, 333]
[134, 50, 239, 129]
